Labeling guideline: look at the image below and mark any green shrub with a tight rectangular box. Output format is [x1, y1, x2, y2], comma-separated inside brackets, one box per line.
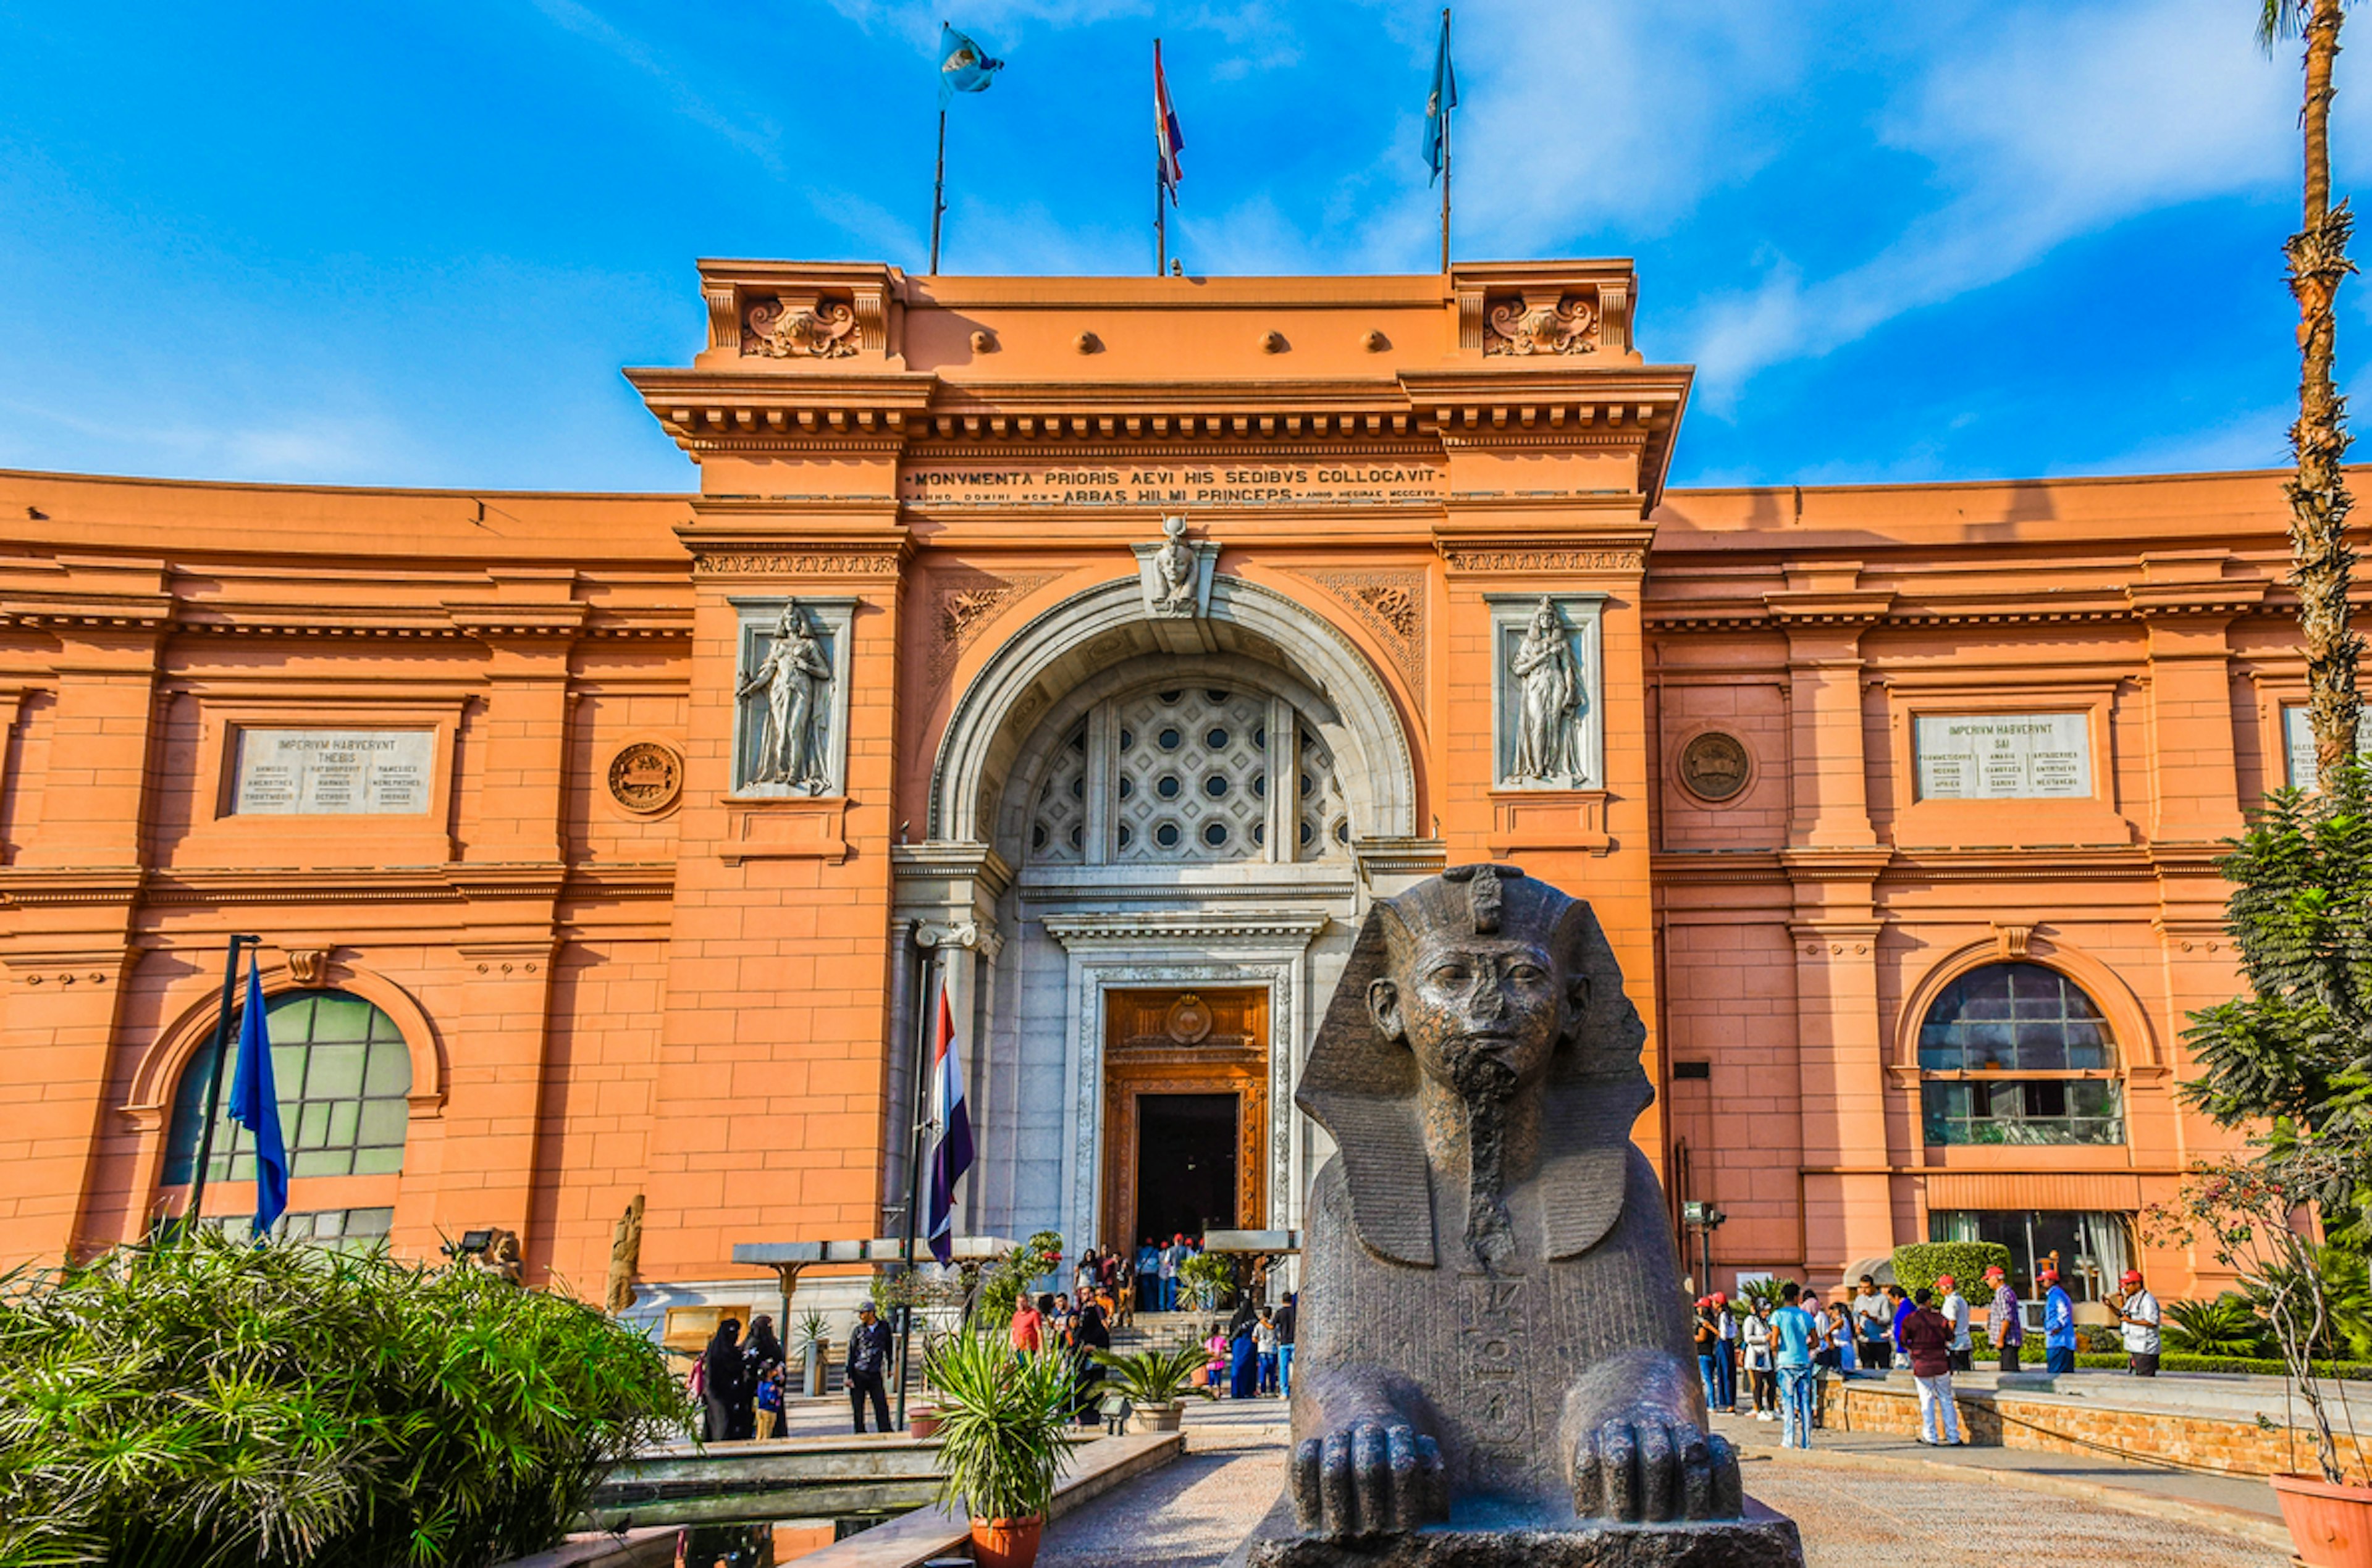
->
[974, 1231, 1064, 1328]
[1891, 1241, 2013, 1301]
[0, 1231, 690, 1567]
[2077, 1323, 2121, 1353]
[922, 1333, 1077, 1522]
[1178, 1250, 1235, 1310]
[2069, 1351, 2372, 1379]
[2166, 1293, 2272, 1357]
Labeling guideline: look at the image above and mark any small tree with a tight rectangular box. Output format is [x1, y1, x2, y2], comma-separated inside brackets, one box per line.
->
[2148, 1137, 2370, 1485]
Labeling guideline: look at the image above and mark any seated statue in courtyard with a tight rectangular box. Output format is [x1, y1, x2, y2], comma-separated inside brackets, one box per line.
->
[1276, 864, 1796, 1564]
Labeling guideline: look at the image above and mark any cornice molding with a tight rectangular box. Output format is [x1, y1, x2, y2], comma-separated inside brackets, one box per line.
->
[1041, 910, 1331, 949]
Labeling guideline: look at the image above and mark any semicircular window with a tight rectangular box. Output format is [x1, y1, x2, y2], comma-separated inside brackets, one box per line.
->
[165, 989, 413, 1184]
[1024, 685, 1347, 866]
[1917, 962, 2122, 1146]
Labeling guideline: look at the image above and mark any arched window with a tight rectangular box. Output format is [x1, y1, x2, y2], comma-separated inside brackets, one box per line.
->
[163, 989, 412, 1184]
[1027, 685, 1345, 866]
[1917, 962, 2122, 1146]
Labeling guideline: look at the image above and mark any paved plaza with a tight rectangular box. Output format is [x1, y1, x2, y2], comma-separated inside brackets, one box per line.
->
[1032, 1399, 2292, 1568]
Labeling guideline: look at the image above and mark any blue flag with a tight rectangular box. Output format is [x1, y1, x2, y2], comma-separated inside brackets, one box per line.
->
[227, 958, 288, 1238]
[938, 23, 1004, 106]
[1423, 9, 1457, 185]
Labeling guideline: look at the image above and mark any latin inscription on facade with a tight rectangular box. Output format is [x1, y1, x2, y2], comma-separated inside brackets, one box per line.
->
[232, 729, 434, 815]
[1913, 713, 2091, 800]
[898, 462, 1444, 508]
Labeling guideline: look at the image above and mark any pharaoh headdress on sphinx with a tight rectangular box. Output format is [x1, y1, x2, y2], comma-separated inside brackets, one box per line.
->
[1293, 864, 1652, 1268]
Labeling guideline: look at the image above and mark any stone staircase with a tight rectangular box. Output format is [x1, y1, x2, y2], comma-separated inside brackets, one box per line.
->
[1107, 1309, 1224, 1357]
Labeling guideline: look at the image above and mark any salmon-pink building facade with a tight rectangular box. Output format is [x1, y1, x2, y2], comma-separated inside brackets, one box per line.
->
[0, 258, 2295, 1313]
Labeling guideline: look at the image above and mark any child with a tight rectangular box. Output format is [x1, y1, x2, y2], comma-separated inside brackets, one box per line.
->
[755, 1363, 785, 1440]
[1255, 1306, 1280, 1395]
[1203, 1324, 1229, 1389]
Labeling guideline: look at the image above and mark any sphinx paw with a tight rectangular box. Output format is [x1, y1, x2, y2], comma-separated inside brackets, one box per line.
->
[1573, 1415, 1741, 1523]
[1292, 1419, 1447, 1537]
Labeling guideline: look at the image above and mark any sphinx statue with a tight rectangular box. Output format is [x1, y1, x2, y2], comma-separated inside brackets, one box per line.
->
[1248, 865, 1801, 1568]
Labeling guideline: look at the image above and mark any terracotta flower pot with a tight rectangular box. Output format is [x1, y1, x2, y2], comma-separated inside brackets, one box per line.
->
[908, 1407, 943, 1439]
[2273, 1470, 2372, 1568]
[969, 1516, 1043, 1568]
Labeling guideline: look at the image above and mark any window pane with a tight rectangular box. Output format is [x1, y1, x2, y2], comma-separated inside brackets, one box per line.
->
[326, 1101, 360, 1148]
[357, 1101, 408, 1147]
[293, 1147, 352, 1178]
[310, 994, 376, 1041]
[308, 1044, 366, 1098]
[296, 1101, 332, 1148]
[361, 1041, 411, 1097]
[352, 1146, 404, 1176]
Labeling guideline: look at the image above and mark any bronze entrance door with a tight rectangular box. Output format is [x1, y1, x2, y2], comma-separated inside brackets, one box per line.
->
[1101, 987, 1268, 1251]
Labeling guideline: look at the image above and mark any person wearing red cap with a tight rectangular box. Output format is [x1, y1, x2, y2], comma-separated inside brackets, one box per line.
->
[1983, 1264, 2024, 1372]
[2116, 1268, 2161, 1377]
[2041, 1267, 2077, 1375]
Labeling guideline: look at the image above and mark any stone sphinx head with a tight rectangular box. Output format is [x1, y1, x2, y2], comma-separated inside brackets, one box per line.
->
[1298, 864, 1649, 1270]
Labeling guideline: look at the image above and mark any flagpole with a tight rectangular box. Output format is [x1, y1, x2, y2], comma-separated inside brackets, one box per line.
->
[182, 933, 259, 1236]
[893, 948, 937, 1427]
[1439, 7, 1452, 275]
[1154, 38, 1166, 277]
[929, 106, 948, 275]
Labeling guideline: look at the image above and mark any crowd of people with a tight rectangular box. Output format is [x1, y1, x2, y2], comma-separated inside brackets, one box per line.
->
[1690, 1265, 2164, 1452]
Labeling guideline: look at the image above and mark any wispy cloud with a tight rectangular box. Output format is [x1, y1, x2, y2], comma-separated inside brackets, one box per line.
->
[1681, 0, 2300, 406]
[521, 0, 784, 170]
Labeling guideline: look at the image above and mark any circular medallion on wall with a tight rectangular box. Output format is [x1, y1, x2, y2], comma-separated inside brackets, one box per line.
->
[1164, 994, 1215, 1045]
[607, 740, 684, 815]
[1678, 731, 1751, 803]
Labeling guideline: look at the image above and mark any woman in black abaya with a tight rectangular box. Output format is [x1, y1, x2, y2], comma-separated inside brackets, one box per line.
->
[701, 1319, 751, 1441]
[1070, 1301, 1112, 1425]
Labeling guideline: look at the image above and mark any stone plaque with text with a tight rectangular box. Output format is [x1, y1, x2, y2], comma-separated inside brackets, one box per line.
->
[1913, 713, 2091, 800]
[232, 729, 434, 815]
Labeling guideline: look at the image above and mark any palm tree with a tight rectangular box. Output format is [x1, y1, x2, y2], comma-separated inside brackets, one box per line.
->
[2265, 0, 2361, 773]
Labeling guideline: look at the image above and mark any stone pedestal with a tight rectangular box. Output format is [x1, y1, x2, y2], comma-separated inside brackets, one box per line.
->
[1231, 1496, 1804, 1568]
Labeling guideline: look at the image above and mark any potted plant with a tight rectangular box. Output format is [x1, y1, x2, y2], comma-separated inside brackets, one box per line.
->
[1090, 1342, 1216, 1433]
[923, 1330, 1077, 1568]
[2151, 1138, 2371, 1567]
[796, 1308, 829, 1399]
[1177, 1249, 1233, 1312]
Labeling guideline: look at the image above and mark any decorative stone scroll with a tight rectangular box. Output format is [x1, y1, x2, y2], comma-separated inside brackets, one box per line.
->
[1486, 291, 1600, 356]
[694, 551, 902, 577]
[1442, 548, 1644, 575]
[743, 296, 858, 359]
[1489, 595, 1604, 790]
[1132, 516, 1219, 618]
[730, 597, 856, 797]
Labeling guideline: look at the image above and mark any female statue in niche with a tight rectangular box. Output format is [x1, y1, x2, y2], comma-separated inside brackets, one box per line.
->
[739, 603, 833, 790]
[1510, 597, 1582, 784]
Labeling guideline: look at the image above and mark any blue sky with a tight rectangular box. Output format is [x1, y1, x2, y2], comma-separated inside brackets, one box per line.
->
[1, 0, 2364, 493]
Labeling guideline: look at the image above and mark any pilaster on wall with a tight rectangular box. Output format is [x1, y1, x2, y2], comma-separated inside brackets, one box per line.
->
[2126, 557, 2263, 849]
[639, 516, 911, 1280]
[1766, 565, 1896, 1273]
[0, 573, 170, 1262]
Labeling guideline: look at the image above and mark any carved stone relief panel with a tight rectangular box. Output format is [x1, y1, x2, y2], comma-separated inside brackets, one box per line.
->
[1487, 593, 1604, 790]
[1131, 516, 1219, 618]
[1284, 568, 1426, 706]
[1484, 291, 1599, 356]
[730, 597, 856, 797]
[930, 571, 1061, 692]
[744, 294, 859, 359]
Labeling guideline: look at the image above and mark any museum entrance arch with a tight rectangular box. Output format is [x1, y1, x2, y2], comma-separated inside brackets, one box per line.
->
[1100, 987, 1268, 1249]
[903, 571, 1421, 1254]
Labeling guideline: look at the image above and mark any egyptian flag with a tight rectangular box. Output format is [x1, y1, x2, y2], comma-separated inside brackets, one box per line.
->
[925, 979, 975, 1265]
[1154, 40, 1185, 204]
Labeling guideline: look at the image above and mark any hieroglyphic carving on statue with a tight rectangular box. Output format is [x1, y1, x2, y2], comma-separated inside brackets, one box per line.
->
[1442, 548, 1644, 574]
[696, 551, 901, 577]
[744, 296, 859, 359]
[737, 602, 833, 792]
[930, 571, 1060, 690]
[1287, 568, 1426, 702]
[1484, 293, 1598, 356]
[605, 1194, 644, 1314]
[1508, 598, 1584, 786]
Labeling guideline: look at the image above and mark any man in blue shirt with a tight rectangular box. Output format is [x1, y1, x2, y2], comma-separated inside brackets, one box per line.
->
[1770, 1280, 1819, 1450]
[2042, 1267, 2078, 1375]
